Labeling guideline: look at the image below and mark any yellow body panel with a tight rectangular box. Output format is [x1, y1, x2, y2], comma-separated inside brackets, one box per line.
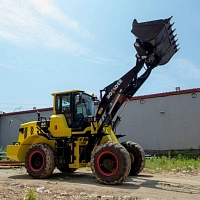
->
[7, 121, 56, 162]
[68, 140, 88, 168]
[49, 114, 71, 137]
[7, 144, 29, 161]
[7, 135, 55, 162]
[100, 126, 119, 144]
[17, 121, 40, 143]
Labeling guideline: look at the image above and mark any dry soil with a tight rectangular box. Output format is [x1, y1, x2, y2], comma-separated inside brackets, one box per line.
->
[0, 167, 200, 200]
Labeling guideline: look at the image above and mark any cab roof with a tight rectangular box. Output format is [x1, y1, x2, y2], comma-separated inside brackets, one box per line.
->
[51, 90, 85, 96]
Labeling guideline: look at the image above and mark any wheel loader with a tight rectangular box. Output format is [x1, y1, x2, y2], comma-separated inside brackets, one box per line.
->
[7, 17, 179, 185]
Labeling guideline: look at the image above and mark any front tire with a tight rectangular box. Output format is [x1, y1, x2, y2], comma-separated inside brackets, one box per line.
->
[25, 143, 55, 178]
[121, 141, 146, 176]
[91, 142, 131, 185]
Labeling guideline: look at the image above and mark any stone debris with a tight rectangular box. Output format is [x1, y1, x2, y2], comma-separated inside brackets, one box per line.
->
[1, 168, 200, 200]
[0, 181, 140, 200]
[36, 186, 45, 192]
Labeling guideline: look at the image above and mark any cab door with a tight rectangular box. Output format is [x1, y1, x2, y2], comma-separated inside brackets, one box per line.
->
[49, 93, 72, 137]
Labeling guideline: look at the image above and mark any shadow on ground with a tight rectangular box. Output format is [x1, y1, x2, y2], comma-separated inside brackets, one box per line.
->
[7, 169, 200, 195]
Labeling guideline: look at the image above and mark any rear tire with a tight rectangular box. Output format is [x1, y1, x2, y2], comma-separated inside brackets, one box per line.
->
[121, 141, 146, 176]
[25, 143, 55, 178]
[91, 142, 131, 185]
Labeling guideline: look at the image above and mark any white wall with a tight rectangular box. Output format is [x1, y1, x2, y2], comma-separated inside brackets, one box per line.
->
[117, 92, 200, 151]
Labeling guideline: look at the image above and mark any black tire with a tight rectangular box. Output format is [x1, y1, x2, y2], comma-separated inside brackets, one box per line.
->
[57, 165, 77, 173]
[25, 143, 55, 178]
[121, 141, 146, 176]
[91, 142, 131, 185]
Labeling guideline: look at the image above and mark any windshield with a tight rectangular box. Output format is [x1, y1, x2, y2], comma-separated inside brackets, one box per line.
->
[76, 93, 95, 117]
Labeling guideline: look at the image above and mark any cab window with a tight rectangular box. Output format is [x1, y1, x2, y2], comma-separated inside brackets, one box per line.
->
[56, 94, 72, 127]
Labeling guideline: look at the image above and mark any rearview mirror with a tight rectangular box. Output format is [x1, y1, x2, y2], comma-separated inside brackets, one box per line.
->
[75, 94, 82, 104]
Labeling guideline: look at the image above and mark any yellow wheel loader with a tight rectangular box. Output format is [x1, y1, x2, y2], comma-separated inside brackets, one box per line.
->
[7, 17, 179, 185]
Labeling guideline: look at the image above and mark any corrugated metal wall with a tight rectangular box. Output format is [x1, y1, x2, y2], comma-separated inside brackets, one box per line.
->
[118, 92, 200, 151]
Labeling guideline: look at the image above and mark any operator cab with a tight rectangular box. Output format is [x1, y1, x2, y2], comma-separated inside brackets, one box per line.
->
[53, 90, 96, 131]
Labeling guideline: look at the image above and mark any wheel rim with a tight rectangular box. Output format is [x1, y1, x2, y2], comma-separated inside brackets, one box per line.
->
[29, 150, 45, 172]
[96, 151, 119, 177]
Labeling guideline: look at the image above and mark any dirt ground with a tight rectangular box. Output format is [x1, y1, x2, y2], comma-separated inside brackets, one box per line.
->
[0, 167, 200, 200]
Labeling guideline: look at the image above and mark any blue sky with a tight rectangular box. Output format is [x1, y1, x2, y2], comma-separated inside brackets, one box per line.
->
[1, 0, 200, 113]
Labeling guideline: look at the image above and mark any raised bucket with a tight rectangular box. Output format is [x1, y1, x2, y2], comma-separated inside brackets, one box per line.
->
[131, 16, 179, 67]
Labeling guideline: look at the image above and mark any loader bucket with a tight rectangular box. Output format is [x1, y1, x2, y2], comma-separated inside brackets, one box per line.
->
[131, 16, 179, 67]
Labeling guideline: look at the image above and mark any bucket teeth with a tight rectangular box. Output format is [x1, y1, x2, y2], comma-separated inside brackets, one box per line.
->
[169, 29, 176, 36]
[176, 43, 180, 49]
[168, 16, 173, 22]
[171, 34, 177, 41]
[172, 39, 178, 46]
[176, 47, 180, 52]
[168, 22, 174, 30]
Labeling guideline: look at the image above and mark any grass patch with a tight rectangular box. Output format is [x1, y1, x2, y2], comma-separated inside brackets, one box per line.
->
[145, 154, 200, 173]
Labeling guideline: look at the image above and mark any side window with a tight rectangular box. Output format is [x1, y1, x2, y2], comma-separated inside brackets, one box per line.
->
[62, 95, 71, 112]
[76, 103, 87, 116]
[56, 94, 72, 127]
[56, 95, 61, 113]
[62, 94, 71, 127]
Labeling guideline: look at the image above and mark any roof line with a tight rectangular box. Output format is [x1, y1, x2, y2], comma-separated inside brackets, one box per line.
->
[131, 88, 200, 100]
[1, 88, 200, 116]
[0, 107, 53, 116]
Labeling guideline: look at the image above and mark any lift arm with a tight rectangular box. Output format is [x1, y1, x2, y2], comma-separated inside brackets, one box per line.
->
[96, 16, 179, 133]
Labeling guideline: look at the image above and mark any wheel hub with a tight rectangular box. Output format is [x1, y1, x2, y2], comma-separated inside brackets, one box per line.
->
[97, 151, 119, 176]
[102, 158, 115, 170]
[29, 151, 44, 171]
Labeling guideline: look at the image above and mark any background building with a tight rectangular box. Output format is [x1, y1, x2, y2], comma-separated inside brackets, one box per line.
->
[1, 88, 200, 155]
[117, 88, 200, 155]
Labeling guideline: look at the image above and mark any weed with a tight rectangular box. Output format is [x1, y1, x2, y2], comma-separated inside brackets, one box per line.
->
[145, 155, 200, 173]
[27, 190, 36, 200]
[0, 146, 9, 160]
[19, 189, 36, 200]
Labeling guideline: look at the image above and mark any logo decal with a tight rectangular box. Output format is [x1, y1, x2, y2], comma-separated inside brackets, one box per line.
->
[106, 79, 123, 100]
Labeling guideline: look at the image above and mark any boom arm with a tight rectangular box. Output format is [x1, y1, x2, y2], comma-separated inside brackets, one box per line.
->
[96, 16, 179, 133]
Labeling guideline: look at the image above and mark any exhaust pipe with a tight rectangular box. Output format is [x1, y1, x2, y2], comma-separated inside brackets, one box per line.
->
[131, 16, 179, 67]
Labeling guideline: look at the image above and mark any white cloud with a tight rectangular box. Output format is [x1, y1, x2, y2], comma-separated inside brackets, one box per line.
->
[0, 0, 90, 55]
[80, 52, 119, 66]
[27, 0, 92, 38]
[170, 58, 200, 80]
[0, 63, 13, 69]
[0, 0, 124, 67]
